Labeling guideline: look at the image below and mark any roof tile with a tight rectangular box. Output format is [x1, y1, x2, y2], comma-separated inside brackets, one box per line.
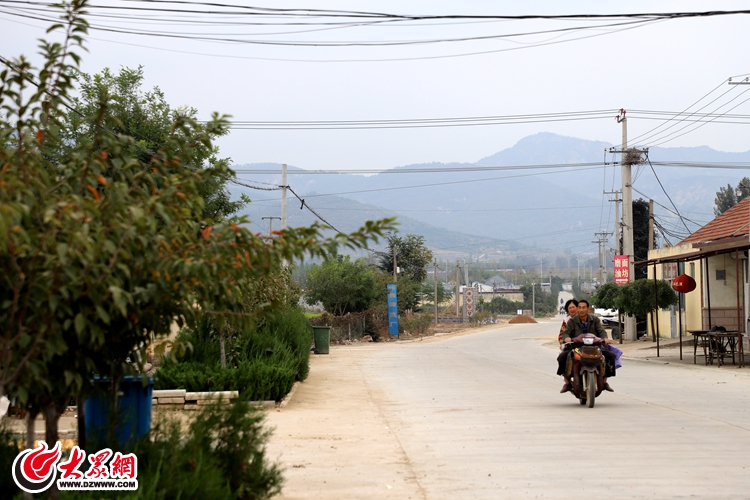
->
[680, 198, 750, 245]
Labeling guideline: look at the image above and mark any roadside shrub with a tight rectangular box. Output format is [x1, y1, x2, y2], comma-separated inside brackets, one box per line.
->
[401, 314, 433, 335]
[155, 307, 312, 400]
[61, 400, 282, 500]
[0, 421, 21, 499]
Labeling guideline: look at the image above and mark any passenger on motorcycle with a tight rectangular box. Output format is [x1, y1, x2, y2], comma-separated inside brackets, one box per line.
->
[557, 299, 617, 393]
[557, 299, 579, 345]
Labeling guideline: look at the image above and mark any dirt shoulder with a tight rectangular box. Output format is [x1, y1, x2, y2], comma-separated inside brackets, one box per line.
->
[266, 322, 505, 499]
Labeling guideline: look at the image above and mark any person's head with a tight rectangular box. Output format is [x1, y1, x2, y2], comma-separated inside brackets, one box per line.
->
[578, 299, 590, 318]
[564, 299, 579, 317]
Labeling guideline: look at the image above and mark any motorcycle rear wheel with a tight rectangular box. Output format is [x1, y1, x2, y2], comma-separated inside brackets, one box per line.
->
[586, 371, 596, 408]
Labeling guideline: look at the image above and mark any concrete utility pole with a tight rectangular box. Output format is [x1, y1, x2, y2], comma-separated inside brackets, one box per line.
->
[605, 190, 622, 253]
[393, 246, 398, 283]
[456, 260, 461, 316]
[592, 232, 613, 285]
[281, 163, 287, 230]
[532, 283, 536, 318]
[617, 109, 636, 341]
[464, 260, 469, 290]
[261, 216, 281, 236]
[434, 259, 439, 324]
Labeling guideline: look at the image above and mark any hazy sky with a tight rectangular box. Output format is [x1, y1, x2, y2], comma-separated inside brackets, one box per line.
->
[3, 1, 750, 172]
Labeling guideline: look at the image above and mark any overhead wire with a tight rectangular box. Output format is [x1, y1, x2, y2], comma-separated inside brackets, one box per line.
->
[644, 86, 750, 148]
[0, 51, 351, 233]
[628, 80, 733, 146]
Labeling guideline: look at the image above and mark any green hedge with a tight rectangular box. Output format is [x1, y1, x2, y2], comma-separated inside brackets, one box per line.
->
[155, 307, 313, 401]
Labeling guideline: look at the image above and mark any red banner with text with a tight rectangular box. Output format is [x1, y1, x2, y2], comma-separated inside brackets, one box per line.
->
[614, 255, 630, 284]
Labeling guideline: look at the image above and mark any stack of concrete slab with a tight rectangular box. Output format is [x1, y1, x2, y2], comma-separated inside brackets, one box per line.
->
[184, 391, 239, 411]
[152, 390, 240, 410]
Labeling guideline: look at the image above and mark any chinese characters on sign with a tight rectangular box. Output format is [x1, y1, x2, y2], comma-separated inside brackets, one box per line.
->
[662, 262, 678, 280]
[463, 287, 476, 318]
[614, 255, 630, 284]
[387, 284, 399, 336]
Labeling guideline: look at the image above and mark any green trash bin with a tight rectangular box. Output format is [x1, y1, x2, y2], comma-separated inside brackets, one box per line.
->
[312, 326, 330, 354]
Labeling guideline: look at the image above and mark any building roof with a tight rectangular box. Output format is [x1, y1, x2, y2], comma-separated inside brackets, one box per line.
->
[679, 198, 750, 245]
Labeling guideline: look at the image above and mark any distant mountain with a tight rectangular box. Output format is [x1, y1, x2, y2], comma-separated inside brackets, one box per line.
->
[230, 133, 750, 257]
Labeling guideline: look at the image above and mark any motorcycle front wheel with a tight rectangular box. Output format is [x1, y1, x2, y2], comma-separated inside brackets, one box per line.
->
[586, 371, 596, 408]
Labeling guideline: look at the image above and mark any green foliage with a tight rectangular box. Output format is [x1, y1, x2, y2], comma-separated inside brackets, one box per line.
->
[487, 296, 523, 314]
[374, 233, 434, 313]
[633, 199, 655, 280]
[61, 66, 245, 222]
[373, 269, 422, 312]
[60, 400, 282, 500]
[378, 233, 433, 283]
[0, 0, 393, 449]
[592, 279, 678, 317]
[591, 282, 620, 310]
[714, 177, 750, 216]
[401, 314, 433, 335]
[421, 280, 447, 306]
[155, 308, 313, 400]
[305, 255, 377, 315]
[0, 422, 21, 499]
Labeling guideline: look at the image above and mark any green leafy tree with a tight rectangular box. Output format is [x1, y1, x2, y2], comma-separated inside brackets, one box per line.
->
[60, 65, 246, 222]
[0, 0, 394, 458]
[714, 177, 750, 216]
[592, 280, 678, 340]
[378, 233, 433, 282]
[305, 255, 378, 316]
[632, 198, 655, 280]
[377, 233, 433, 312]
[421, 280, 447, 306]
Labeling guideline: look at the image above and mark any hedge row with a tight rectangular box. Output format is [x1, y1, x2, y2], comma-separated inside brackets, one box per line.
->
[155, 307, 313, 401]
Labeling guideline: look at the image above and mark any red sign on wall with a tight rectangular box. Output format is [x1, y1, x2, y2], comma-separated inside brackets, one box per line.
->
[614, 255, 630, 284]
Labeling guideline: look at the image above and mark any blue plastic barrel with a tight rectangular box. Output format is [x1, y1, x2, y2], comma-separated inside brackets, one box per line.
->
[85, 376, 153, 450]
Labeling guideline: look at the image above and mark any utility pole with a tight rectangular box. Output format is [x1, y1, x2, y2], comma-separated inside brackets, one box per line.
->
[393, 246, 398, 283]
[532, 283, 536, 318]
[648, 199, 655, 251]
[281, 163, 287, 230]
[261, 216, 281, 236]
[592, 232, 613, 285]
[540, 260, 543, 284]
[456, 260, 461, 316]
[605, 190, 622, 254]
[464, 260, 469, 289]
[614, 109, 637, 340]
[434, 259, 439, 324]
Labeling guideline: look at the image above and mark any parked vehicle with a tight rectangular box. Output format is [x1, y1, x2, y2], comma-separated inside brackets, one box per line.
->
[593, 307, 618, 328]
[565, 334, 607, 408]
[609, 317, 647, 339]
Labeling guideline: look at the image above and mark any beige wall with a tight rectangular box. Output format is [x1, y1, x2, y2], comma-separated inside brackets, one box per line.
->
[646, 245, 703, 338]
[646, 245, 747, 337]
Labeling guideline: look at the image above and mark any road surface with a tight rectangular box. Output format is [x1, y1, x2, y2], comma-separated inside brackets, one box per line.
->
[267, 321, 750, 499]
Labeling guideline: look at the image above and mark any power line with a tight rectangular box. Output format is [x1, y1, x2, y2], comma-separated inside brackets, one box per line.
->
[645, 154, 690, 233]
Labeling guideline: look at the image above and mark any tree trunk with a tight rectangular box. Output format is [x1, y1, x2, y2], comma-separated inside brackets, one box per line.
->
[77, 395, 86, 452]
[650, 311, 656, 342]
[220, 330, 227, 369]
[24, 407, 36, 500]
[26, 407, 39, 450]
[43, 400, 64, 500]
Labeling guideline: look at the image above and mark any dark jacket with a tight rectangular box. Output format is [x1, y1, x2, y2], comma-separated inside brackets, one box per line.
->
[563, 314, 608, 341]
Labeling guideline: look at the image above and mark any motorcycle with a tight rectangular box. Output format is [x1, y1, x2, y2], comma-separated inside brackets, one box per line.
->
[564, 333, 606, 408]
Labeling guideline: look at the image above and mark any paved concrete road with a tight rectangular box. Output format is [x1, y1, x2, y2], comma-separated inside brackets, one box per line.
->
[268, 322, 750, 499]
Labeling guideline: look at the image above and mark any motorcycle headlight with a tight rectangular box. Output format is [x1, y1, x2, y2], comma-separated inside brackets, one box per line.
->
[583, 337, 594, 345]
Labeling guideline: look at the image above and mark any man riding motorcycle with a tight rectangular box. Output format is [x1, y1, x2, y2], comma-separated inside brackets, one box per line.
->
[558, 299, 616, 393]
